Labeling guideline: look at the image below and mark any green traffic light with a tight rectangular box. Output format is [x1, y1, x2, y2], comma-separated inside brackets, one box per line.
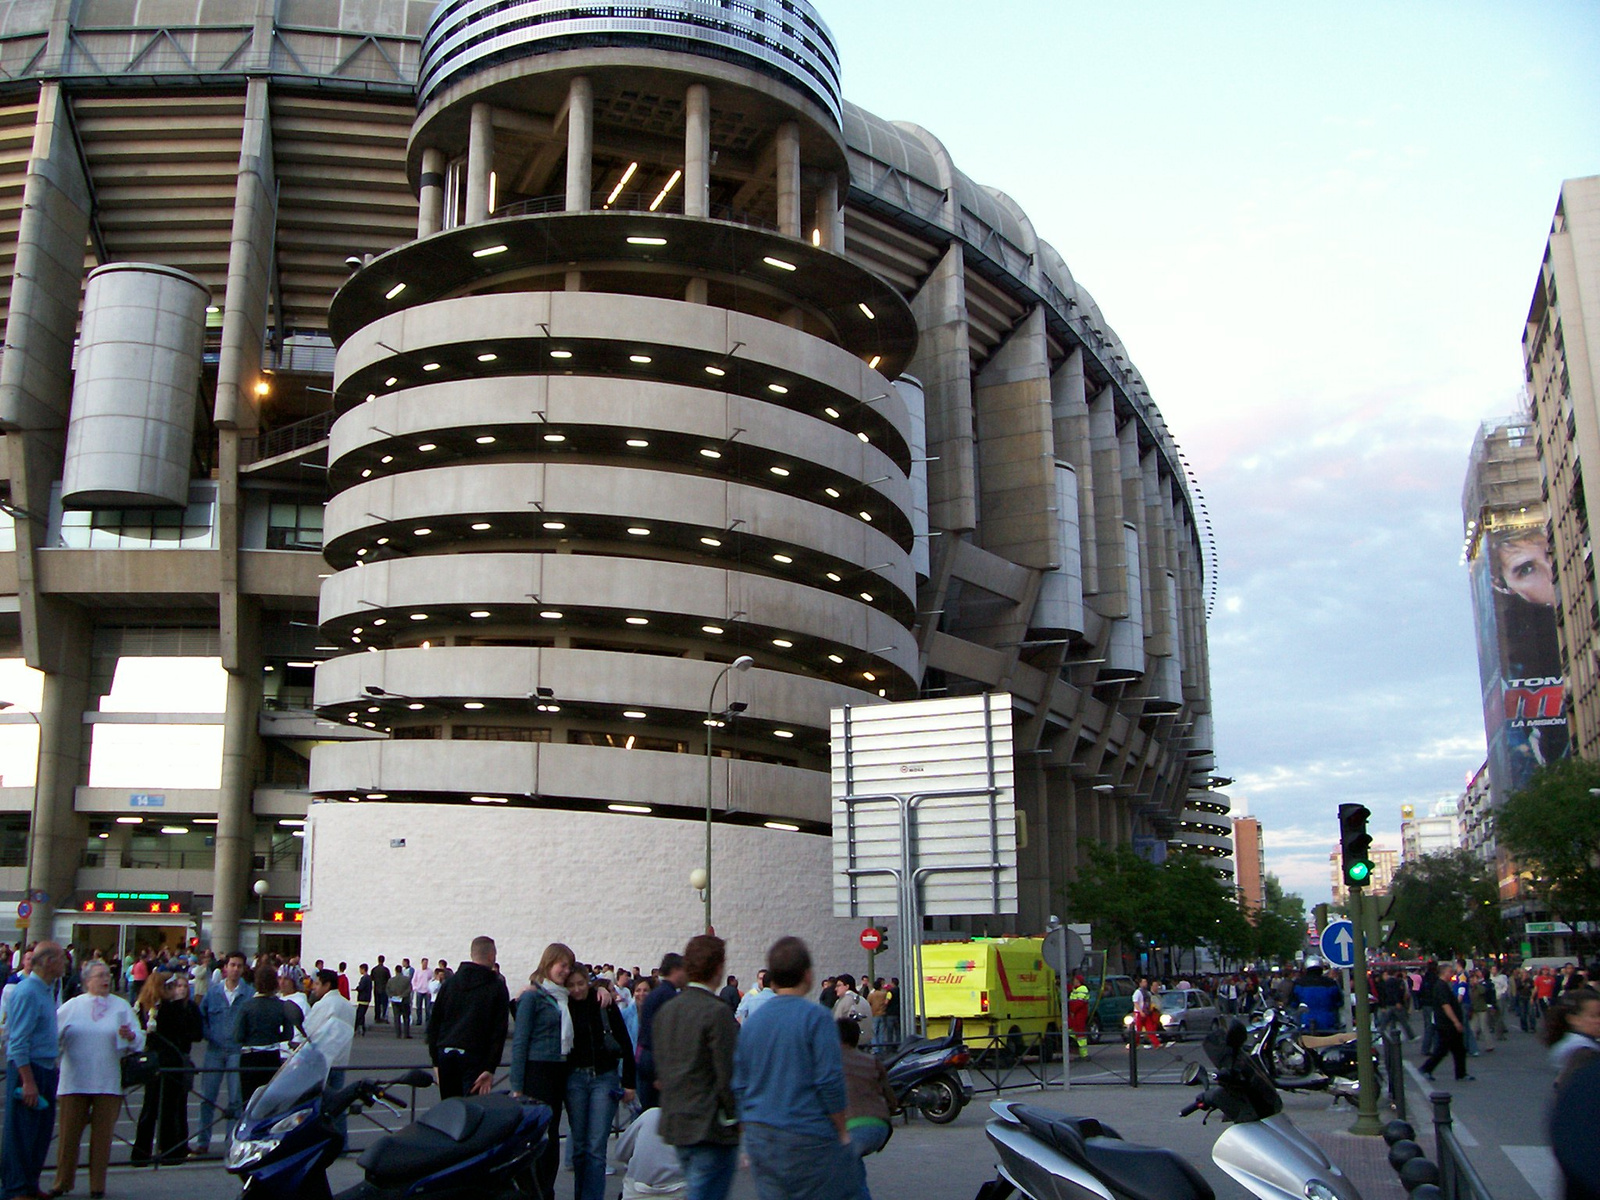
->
[1347, 860, 1371, 884]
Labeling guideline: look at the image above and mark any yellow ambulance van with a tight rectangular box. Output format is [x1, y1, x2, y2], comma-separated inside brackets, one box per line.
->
[912, 938, 1061, 1058]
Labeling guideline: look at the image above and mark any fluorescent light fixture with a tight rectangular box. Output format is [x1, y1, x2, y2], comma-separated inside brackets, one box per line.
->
[629, 354, 652, 364]
[860, 511, 873, 521]
[206, 304, 220, 314]
[278, 818, 306, 827]
[700, 536, 722, 547]
[477, 352, 497, 362]
[544, 433, 566, 443]
[623, 710, 647, 719]
[763, 256, 797, 271]
[475, 435, 496, 444]
[360, 469, 372, 478]
[376, 537, 390, 545]
[626, 438, 649, 448]
[859, 592, 874, 602]
[194, 818, 218, 825]
[609, 803, 653, 814]
[161, 825, 189, 835]
[765, 821, 799, 831]
[463, 701, 485, 710]
[606, 162, 638, 206]
[827, 654, 844, 664]
[413, 527, 432, 536]
[410, 612, 428, 620]
[705, 365, 726, 377]
[627, 526, 651, 536]
[648, 169, 682, 211]
[384, 283, 406, 300]
[380, 455, 394, 464]
[627, 236, 667, 246]
[862, 671, 876, 682]
[624, 735, 636, 750]
[543, 521, 566, 531]
[472, 244, 508, 258]
[408, 702, 425, 710]
[824, 407, 840, 419]
[868, 355, 882, 369]
[772, 638, 793, 648]
[858, 432, 871, 443]
[287, 661, 316, 669]
[370, 619, 386, 626]
[539, 610, 563, 619]
[116, 816, 143, 824]
[858, 303, 876, 319]
[773, 553, 792, 564]
[768, 383, 788, 394]
[470, 795, 508, 804]
[385, 377, 398, 387]
[366, 792, 388, 799]
[625, 616, 649, 625]
[826, 572, 842, 582]
[550, 350, 573, 359]
[770, 466, 790, 477]
[825, 487, 841, 499]
[773, 730, 794, 739]
[699, 448, 721, 459]
[702, 624, 724, 635]
[812, 228, 822, 246]
[417, 443, 437, 452]
[471, 522, 492, 531]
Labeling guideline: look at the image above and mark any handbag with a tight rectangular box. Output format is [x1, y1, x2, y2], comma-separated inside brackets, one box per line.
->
[121, 1050, 159, 1090]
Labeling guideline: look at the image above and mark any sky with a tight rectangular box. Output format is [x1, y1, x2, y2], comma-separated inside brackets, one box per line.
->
[822, 1, 1600, 901]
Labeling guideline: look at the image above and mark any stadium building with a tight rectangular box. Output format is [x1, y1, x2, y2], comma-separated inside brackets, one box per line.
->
[0, 0, 1221, 976]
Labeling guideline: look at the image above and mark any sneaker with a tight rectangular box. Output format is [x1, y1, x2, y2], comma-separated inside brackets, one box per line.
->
[1422, 1071, 1435, 1081]
[1459, 1075, 1476, 1082]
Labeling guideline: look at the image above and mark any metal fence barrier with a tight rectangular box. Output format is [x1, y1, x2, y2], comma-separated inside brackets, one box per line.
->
[1383, 1028, 1407, 1121]
[1430, 1092, 1494, 1200]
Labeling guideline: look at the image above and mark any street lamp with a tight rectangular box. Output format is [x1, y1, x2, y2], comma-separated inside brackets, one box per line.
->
[252, 879, 269, 950]
[704, 655, 753, 933]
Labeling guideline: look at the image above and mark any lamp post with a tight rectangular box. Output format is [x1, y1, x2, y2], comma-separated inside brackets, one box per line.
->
[704, 656, 753, 933]
[252, 878, 268, 952]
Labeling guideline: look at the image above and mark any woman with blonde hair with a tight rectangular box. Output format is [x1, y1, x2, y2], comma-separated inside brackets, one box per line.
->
[131, 971, 203, 1165]
[511, 943, 577, 1199]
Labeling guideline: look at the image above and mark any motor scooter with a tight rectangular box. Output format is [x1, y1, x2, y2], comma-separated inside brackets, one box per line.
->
[881, 1018, 975, 1125]
[1249, 1004, 1384, 1103]
[226, 1031, 552, 1199]
[972, 1022, 1364, 1200]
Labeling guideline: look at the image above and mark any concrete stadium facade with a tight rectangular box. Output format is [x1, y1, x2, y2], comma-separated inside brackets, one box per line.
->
[0, 0, 1225, 981]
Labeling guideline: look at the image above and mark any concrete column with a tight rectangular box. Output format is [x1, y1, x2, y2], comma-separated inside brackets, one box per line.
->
[684, 277, 709, 304]
[907, 244, 976, 532]
[1087, 387, 1126, 616]
[684, 83, 710, 218]
[974, 306, 1056, 568]
[211, 602, 261, 954]
[814, 173, 842, 250]
[25, 616, 90, 940]
[1055, 771, 1079, 882]
[216, 80, 274, 432]
[1051, 349, 1097, 595]
[775, 121, 801, 236]
[1017, 761, 1050, 932]
[565, 76, 593, 212]
[465, 102, 494, 224]
[418, 146, 446, 237]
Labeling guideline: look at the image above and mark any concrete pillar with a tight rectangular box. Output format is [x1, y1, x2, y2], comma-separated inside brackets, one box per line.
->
[684, 83, 710, 219]
[25, 617, 90, 940]
[974, 306, 1056, 568]
[814, 173, 842, 251]
[211, 601, 261, 953]
[1017, 761, 1050, 931]
[684, 277, 708, 304]
[565, 76, 593, 212]
[465, 102, 494, 224]
[1055, 771, 1079, 882]
[215, 80, 274, 432]
[418, 146, 446, 237]
[1051, 349, 1097, 595]
[907, 244, 976, 532]
[775, 121, 801, 236]
[1087, 387, 1126, 617]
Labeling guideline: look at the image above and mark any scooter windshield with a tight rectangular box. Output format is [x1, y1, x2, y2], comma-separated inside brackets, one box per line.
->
[243, 1040, 330, 1124]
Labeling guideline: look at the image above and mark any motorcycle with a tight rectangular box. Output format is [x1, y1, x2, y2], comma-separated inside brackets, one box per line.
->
[973, 1022, 1364, 1200]
[225, 1033, 552, 1199]
[881, 1018, 975, 1125]
[1249, 1004, 1385, 1103]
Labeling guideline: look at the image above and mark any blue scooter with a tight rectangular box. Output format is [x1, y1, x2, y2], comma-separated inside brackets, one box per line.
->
[225, 1036, 552, 1199]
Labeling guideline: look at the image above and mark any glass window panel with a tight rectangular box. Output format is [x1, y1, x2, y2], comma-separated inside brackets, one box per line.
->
[149, 525, 180, 545]
[269, 504, 295, 526]
[87, 526, 119, 549]
[88, 723, 223, 788]
[152, 509, 182, 527]
[101, 657, 229, 713]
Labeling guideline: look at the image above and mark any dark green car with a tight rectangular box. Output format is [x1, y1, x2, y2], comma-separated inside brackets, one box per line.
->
[1086, 975, 1136, 1043]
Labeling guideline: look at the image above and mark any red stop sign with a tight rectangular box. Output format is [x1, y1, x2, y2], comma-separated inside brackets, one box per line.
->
[860, 928, 882, 952]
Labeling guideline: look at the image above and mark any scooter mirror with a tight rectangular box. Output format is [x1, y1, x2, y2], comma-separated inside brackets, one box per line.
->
[1181, 1062, 1205, 1086]
[396, 1069, 435, 1089]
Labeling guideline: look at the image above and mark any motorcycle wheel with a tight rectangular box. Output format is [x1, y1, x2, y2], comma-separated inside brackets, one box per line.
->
[922, 1075, 963, 1124]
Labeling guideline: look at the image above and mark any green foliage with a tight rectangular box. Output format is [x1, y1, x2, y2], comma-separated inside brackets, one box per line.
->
[1254, 873, 1309, 963]
[1498, 757, 1600, 945]
[1388, 849, 1502, 958]
[1063, 843, 1161, 956]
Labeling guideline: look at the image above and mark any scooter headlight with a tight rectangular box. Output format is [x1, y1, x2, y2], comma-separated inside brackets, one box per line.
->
[268, 1109, 311, 1136]
[226, 1136, 277, 1172]
[1305, 1182, 1341, 1200]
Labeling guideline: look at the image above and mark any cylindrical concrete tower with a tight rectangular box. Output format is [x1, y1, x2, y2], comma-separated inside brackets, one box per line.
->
[303, 0, 920, 977]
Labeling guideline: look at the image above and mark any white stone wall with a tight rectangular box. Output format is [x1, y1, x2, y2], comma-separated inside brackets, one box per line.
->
[301, 801, 875, 988]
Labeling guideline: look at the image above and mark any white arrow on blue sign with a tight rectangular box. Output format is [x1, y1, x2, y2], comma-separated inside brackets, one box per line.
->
[1319, 918, 1355, 968]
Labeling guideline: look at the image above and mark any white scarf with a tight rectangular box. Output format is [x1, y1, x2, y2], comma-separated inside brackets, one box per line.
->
[543, 978, 574, 1056]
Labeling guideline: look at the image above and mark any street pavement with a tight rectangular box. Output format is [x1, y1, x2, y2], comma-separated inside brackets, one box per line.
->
[22, 1017, 1560, 1199]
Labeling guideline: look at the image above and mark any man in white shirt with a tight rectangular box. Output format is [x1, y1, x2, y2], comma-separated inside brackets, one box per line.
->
[412, 957, 433, 1029]
[304, 969, 357, 1146]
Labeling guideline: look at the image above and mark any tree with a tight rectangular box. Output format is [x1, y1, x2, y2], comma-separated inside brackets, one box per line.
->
[1062, 844, 1161, 970]
[1497, 757, 1600, 952]
[1388, 850, 1502, 958]
[1149, 851, 1236, 973]
[1254, 873, 1308, 964]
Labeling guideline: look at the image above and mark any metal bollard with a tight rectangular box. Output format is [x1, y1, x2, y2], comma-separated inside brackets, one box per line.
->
[1128, 1020, 1139, 1088]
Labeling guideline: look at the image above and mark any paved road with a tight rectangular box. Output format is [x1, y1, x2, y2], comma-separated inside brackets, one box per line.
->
[22, 1019, 1558, 1199]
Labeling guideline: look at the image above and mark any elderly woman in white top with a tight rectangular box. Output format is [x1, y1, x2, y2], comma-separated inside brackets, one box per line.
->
[54, 960, 144, 1198]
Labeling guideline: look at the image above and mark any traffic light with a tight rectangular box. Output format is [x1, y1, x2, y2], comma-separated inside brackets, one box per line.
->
[1338, 803, 1374, 889]
[874, 927, 890, 955]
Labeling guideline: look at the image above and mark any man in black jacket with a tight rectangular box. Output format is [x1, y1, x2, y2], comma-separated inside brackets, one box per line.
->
[654, 936, 739, 1200]
[427, 936, 510, 1098]
[636, 951, 687, 1109]
[371, 956, 391, 1024]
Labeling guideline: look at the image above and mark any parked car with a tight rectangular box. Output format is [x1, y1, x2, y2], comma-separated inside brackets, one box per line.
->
[1120, 986, 1222, 1042]
[1086, 975, 1135, 1044]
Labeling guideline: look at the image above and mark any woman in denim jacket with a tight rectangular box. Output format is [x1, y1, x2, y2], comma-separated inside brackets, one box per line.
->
[512, 943, 577, 1199]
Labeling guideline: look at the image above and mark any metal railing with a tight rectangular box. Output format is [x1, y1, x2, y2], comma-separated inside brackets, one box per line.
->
[1383, 1027, 1408, 1121]
[489, 190, 779, 232]
[1431, 1092, 1494, 1200]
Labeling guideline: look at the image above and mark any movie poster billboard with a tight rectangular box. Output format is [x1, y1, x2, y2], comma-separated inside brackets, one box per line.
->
[1468, 519, 1569, 804]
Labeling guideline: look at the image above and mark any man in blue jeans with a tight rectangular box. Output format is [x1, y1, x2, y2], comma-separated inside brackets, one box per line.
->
[735, 936, 864, 1200]
[654, 935, 740, 1200]
[3, 940, 66, 1200]
[194, 951, 254, 1153]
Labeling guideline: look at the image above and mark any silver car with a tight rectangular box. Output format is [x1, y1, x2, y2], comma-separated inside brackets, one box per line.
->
[1120, 986, 1223, 1042]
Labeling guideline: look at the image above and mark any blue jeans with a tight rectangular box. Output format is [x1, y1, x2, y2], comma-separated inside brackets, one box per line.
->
[675, 1141, 739, 1200]
[196, 1044, 242, 1148]
[566, 1066, 622, 1200]
[848, 1121, 890, 1199]
[3, 1060, 59, 1199]
[744, 1123, 864, 1200]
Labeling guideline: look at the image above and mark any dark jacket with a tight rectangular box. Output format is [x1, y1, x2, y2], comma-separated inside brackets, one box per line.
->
[427, 961, 510, 1072]
[569, 991, 637, 1090]
[842, 1045, 897, 1124]
[635, 978, 679, 1084]
[149, 999, 203, 1068]
[652, 984, 739, 1147]
[234, 993, 296, 1050]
